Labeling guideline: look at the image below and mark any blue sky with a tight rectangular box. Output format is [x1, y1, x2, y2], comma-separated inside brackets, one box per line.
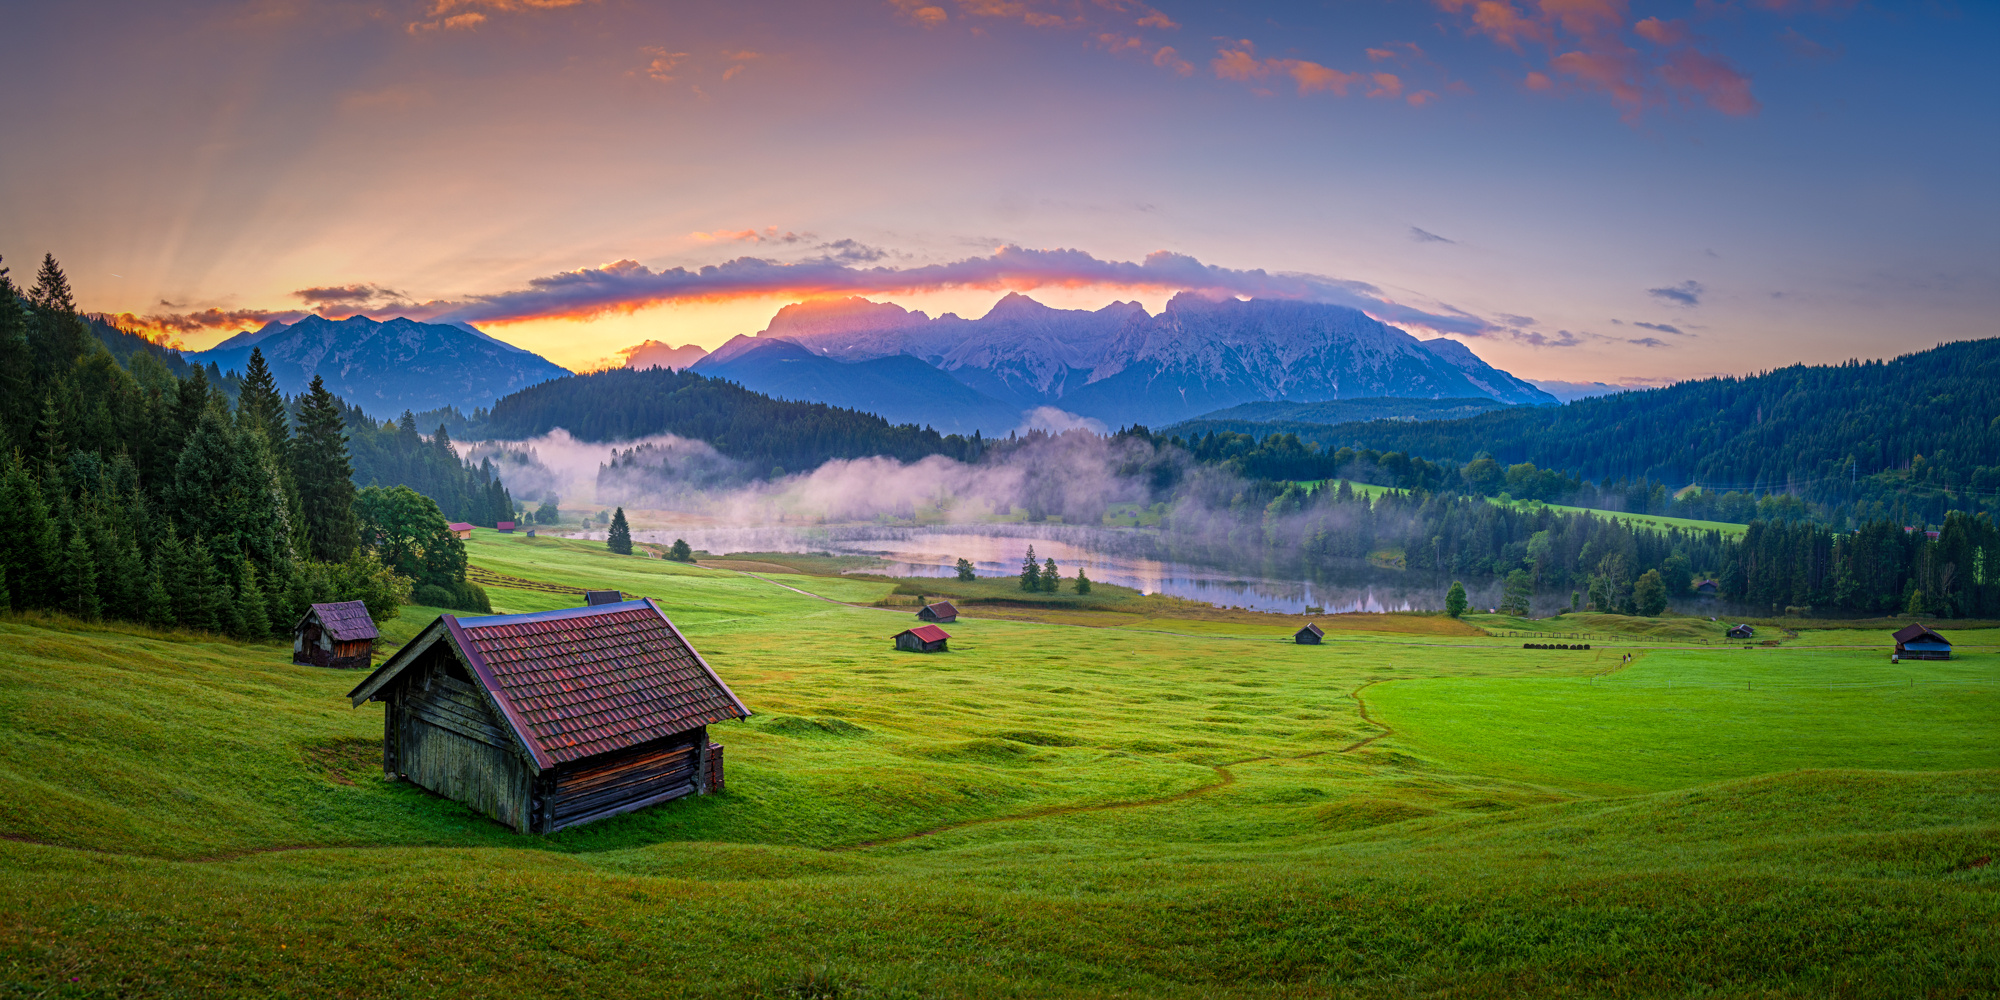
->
[0, 0, 1992, 380]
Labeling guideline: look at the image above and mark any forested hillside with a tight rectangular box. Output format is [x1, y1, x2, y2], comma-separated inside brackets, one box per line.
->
[479, 366, 986, 473]
[1310, 338, 2000, 524]
[0, 253, 491, 635]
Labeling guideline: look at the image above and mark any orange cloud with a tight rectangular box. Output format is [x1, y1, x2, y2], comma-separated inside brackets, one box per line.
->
[1659, 46, 1758, 115]
[1152, 45, 1194, 76]
[1633, 16, 1688, 45]
[1212, 41, 1360, 97]
[1136, 11, 1177, 29]
[1097, 33, 1145, 53]
[407, 0, 588, 33]
[690, 227, 811, 244]
[641, 47, 688, 83]
[1366, 47, 1397, 61]
[890, 0, 949, 26]
[1407, 90, 1438, 106]
[1367, 72, 1404, 99]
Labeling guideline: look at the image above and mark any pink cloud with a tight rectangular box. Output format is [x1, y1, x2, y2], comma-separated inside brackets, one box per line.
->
[1152, 45, 1194, 76]
[1212, 41, 1359, 97]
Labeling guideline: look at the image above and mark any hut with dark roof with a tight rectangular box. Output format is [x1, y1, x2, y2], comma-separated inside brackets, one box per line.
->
[1294, 622, 1324, 645]
[584, 590, 623, 606]
[1727, 623, 1754, 639]
[294, 601, 380, 669]
[894, 624, 951, 653]
[346, 598, 751, 834]
[916, 600, 959, 624]
[1892, 623, 1951, 661]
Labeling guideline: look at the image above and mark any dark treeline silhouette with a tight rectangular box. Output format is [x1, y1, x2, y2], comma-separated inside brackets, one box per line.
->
[480, 366, 989, 473]
[342, 403, 518, 528]
[0, 253, 490, 636]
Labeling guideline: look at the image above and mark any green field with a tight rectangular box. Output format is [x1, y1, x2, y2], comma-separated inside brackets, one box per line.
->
[0, 531, 1994, 998]
[1327, 482, 1750, 537]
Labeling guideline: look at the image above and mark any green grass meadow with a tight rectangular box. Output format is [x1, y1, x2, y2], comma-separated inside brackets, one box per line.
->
[0, 532, 1994, 998]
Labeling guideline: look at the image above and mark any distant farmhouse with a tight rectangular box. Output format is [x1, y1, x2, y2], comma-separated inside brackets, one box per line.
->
[294, 601, 379, 670]
[1727, 624, 1754, 639]
[347, 599, 750, 834]
[1892, 623, 1952, 661]
[917, 600, 959, 624]
[895, 625, 951, 653]
[1295, 622, 1324, 645]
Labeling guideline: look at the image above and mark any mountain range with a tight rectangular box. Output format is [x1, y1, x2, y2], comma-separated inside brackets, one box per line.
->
[690, 292, 1552, 433]
[187, 315, 571, 418]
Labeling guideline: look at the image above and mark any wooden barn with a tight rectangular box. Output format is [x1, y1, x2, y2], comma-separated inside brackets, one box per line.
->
[1695, 579, 1719, 597]
[496, 520, 517, 533]
[1727, 624, 1754, 639]
[345, 598, 751, 834]
[1295, 622, 1324, 645]
[294, 601, 379, 669]
[895, 624, 950, 653]
[1892, 623, 1952, 661]
[917, 600, 959, 624]
[584, 590, 623, 606]
[448, 521, 474, 540]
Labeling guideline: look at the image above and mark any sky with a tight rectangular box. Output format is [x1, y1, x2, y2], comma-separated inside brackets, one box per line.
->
[1, 0, 1993, 384]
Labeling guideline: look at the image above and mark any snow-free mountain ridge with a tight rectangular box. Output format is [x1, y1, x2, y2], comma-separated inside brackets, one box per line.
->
[187, 315, 571, 418]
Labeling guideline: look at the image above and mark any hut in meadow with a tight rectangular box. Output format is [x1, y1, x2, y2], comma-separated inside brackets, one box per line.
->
[584, 590, 623, 606]
[916, 600, 959, 624]
[1892, 623, 1952, 661]
[448, 522, 474, 540]
[1727, 624, 1754, 639]
[496, 520, 517, 533]
[1294, 622, 1325, 645]
[346, 598, 751, 834]
[293, 601, 379, 670]
[1695, 579, 1719, 597]
[895, 624, 951, 653]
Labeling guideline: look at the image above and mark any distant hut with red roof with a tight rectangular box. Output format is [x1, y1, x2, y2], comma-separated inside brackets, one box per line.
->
[894, 624, 951, 653]
[916, 600, 959, 624]
[448, 522, 474, 540]
[496, 520, 516, 533]
[346, 598, 751, 833]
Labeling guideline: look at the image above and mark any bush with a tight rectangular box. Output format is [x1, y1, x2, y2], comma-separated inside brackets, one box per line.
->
[412, 584, 455, 608]
[412, 580, 492, 613]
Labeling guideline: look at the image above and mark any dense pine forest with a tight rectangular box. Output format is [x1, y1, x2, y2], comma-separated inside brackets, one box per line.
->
[479, 366, 988, 473]
[0, 254, 491, 637]
[1278, 338, 2000, 526]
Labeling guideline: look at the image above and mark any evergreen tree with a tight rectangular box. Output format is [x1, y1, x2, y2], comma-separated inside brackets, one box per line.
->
[292, 375, 360, 560]
[1570, 590, 1581, 613]
[236, 348, 290, 452]
[142, 557, 175, 629]
[1041, 557, 1060, 593]
[1445, 580, 1468, 618]
[607, 507, 633, 554]
[667, 538, 693, 562]
[26, 254, 91, 381]
[955, 557, 975, 581]
[0, 453, 61, 610]
[232, 563, 270, 639]
[1020, 545, 1040, 591]
[58, 531, 102, 621]
[1074, 567, 1091, 594]
[0, 257, 34, 448]
[35, 391, 65, 478]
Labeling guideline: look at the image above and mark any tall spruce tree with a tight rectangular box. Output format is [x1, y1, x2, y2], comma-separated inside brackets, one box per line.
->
[25, 254, 91, 381]
[1041, 557, 1060, 593]
[607, 507, 633, 554]
[58, 531, 101, 621]
[292, 375, 360, 561]
[0, 453, 61, 610]
[1020, 545, 1040, 591]
[237, 348, 290, 452]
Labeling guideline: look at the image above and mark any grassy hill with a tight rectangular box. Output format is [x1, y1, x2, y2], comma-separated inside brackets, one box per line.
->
[1, 532, 1994, 997]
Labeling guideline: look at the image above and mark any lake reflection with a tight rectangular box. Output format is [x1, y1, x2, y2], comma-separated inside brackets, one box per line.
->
[616, 524, 1446, 615]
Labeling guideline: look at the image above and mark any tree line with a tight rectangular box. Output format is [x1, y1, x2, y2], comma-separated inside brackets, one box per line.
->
[0, 253, 491, 639]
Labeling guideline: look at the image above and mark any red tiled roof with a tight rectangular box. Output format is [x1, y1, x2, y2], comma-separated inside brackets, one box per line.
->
[447, 522, 473, 532]
[497, 521, 516, 530]
[307, 600, 379, 641]
[448, 599, 750, 765]
[900, 624, 950, 643]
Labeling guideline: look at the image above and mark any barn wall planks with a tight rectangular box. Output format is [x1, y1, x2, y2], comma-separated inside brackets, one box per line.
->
[401, 717, 530, 832]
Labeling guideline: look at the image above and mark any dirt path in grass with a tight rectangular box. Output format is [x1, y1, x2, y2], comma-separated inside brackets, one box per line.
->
[1339, 680, 1394, 753]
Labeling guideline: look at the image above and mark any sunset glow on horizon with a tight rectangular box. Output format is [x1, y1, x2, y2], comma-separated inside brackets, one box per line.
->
[4, 0, 1993, 385]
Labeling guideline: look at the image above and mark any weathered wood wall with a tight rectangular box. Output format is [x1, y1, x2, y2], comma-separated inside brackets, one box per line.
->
[543, 726, 705, 832]
[390, 647, 533, 832]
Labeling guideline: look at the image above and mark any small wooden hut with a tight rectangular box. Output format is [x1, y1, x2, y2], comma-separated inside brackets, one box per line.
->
[496, 520, 517, 533]
[895, 624, 951, 653]
[346, 599, 751, 834]
[448, 522, 474, 540]
[1294, 622, 1324, 645]
[1727, 624, 1754, 639]
[294, 601, 379, 669]
[584, 590, 624, 606]
[917, 600, 959, 624]
[1695, 579, 1719, 597]
[1892, 623, 1951, 661]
